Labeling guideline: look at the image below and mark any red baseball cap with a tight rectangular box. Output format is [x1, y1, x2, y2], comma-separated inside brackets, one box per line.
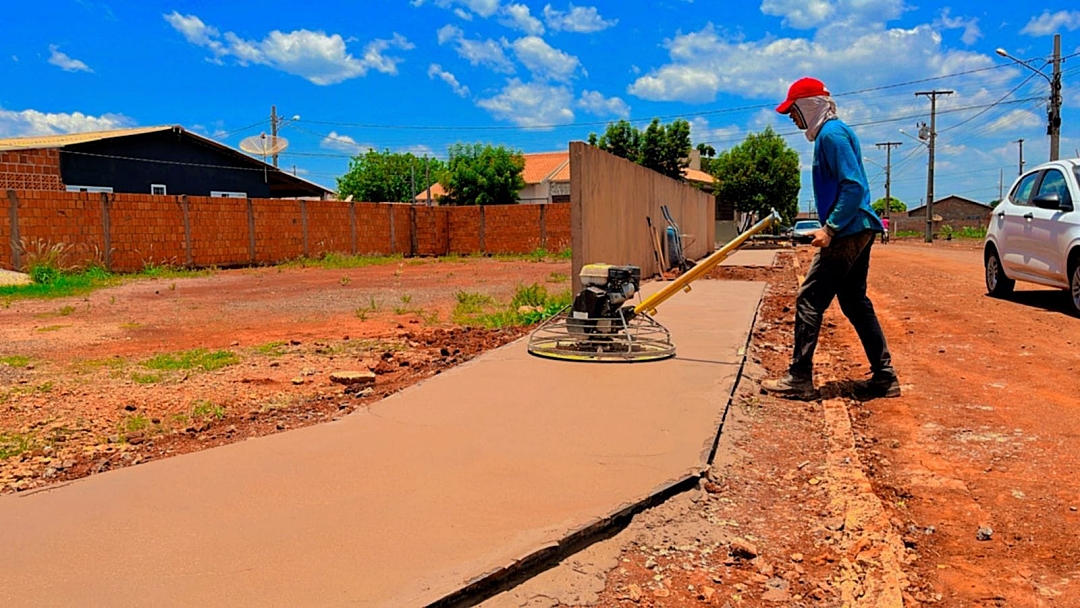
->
[776, 77, 830, 114]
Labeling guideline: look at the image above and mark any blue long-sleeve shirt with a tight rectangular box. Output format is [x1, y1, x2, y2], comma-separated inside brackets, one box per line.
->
[812, 119, 883, 238]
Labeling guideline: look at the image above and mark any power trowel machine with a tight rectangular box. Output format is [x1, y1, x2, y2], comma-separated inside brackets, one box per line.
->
[527, 213, 778, 362]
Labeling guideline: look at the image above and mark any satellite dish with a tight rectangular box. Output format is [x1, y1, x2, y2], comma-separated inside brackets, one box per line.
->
[239, 133, 289, 158]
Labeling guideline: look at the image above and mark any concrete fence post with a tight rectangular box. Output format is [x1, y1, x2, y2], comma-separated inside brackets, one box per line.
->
[300, 199, 309, 258]
[100, 192, 112, 272]
[479, 205, 486, 254]
[7, 190, 21, 270]
[409, 205, 418, 257]
[540, 204, 547, 250]
[180, 195, 193, 268]
[349, 201, 357, 255]
[247, 198, 256, 264]
[389, 205, 396, 255]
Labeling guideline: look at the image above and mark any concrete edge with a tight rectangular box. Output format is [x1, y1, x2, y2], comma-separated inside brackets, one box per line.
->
[820, 399, 908, 607]
[427, 283, 767, 608]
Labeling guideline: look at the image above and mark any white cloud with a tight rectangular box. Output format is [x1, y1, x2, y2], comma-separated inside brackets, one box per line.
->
[413, 0, 501, 19]
[477, 79, 574, 127]
[437, 24, 463, 44]
[320, 131, 373, 153]
[436, 25, 515, 73]
[164, 12, 414, 85]
[47, 45, 93, 73]
[428, 63, 471, 96]
[760, 0, 908, 30]
[1021, 10, 1080, 36]
[511, 36, 581, 82]
[937, 9, 982, 45]
[628, 23, 995, 104]
[688, 117, 743, 147]
[760, 0, 834, 29]
[576, 90, 630, 117]
[543, 4, 617, 33]
[501, 3, 544, 35]
[985, 108, 1043, 134]
[0, 108, 132, 138]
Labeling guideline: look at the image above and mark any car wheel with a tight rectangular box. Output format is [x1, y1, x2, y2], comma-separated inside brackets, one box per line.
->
[1070, 260, 1080, 316]
[985, 248, 1014, 297]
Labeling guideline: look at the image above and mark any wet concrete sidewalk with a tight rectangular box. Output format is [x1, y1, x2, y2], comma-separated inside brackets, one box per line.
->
[0, 280, 765, 607]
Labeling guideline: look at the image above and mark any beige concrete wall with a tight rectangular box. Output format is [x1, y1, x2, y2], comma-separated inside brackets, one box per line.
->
[569, 142, 716, 293]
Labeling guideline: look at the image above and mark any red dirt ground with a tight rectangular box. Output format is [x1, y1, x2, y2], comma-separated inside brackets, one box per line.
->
[0, 257, 570, 493]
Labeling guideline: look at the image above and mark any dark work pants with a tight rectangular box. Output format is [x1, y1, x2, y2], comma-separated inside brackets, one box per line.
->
[790, 231, 894, 379]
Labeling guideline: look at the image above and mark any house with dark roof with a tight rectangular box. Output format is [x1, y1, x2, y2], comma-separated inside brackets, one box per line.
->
[0, 126, 332, 199]
[907, 195, 994, 221]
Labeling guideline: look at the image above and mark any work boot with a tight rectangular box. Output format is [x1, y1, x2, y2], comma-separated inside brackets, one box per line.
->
[853, 372, 901, 399]
[761, 373, 816, 400]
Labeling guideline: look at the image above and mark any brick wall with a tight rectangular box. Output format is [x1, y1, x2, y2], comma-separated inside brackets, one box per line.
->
[0, 149, 64, 191]
[1, 190, 570, 272]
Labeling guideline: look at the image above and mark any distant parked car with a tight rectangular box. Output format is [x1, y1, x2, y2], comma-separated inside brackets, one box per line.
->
[791, 219, 821, 244]
[984, 158, 1080, 315]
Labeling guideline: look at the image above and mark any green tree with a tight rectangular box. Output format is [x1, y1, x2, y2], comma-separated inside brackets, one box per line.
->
[588, 118, 692, 180]
[337, 150, 443, 202]
[872, 196, 907, 215]
[711, 126, 801, 224]
[441, 143, 526, 206]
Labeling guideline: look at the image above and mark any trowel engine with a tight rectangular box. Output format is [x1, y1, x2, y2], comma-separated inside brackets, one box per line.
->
[570, 264, 641, 334]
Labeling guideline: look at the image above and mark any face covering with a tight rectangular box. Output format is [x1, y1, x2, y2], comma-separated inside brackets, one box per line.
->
[793, 96, 838, 141]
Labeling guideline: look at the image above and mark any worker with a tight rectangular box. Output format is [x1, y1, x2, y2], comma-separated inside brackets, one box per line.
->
[762, 77, 900, 400]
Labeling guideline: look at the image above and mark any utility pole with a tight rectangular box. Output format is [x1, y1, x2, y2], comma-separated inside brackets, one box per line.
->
[996, 33, 1063, 161]
[875, 141, 902, 226]
[915, 90, 953, 243]
[1016, 138, 1025, 175]
[270, 105, 279, 168]
[1049, 33, 1062, 161]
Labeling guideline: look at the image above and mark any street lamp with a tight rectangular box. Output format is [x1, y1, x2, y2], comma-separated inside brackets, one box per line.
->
[996, 34, 1062, 161]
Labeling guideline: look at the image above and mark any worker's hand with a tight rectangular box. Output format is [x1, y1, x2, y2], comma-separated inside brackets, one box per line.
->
[810, 229, 831, 248]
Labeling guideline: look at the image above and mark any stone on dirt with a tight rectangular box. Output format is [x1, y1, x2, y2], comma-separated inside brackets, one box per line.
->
[330, 371, 377, 386]
[730, 538, 759, 559]
[976, 526, 993, 541]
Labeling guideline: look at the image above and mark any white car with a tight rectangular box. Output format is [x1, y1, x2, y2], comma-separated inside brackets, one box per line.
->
[984, 157, 1080, 315]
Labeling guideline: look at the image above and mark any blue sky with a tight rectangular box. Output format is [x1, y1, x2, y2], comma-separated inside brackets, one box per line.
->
[2, 1, 1079, 209]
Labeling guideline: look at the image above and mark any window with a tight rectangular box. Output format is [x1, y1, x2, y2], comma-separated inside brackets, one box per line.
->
[1009, 172, 1039, 206]
[65, 185, 113, 193]
[210, 191, 247, 198]
[1035, 169, 1072, 207]
[151, 184, 167, 195]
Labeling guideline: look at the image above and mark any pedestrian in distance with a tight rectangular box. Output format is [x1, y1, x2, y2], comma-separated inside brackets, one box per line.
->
[762, 77, 901, 400]
[881, 216, 891, 244]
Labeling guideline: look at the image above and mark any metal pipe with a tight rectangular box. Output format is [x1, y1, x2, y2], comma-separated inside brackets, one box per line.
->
[634, 212, 779, 316]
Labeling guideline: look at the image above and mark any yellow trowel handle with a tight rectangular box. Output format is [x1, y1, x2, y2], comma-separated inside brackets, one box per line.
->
[633, 212, 779, 316]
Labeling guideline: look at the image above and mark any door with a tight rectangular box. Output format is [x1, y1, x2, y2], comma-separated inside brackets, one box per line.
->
[1028, 168, 1076, 284]
[997, 171, 1041, 277]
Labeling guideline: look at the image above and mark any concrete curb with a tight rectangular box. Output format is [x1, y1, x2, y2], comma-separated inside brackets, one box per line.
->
[821, 398, 909, 607]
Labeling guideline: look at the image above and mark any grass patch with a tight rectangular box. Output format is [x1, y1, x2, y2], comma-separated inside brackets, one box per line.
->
[280, 253, 403, 270]
[143, 348, 240, 372]
[37, 325, 68, 332]
[191, 400, 226, 420]
[547, 272, 569, 283]
[119, 414, 151, 436]
[131, 371, 163, 384]
[253, 341, 289, 357]
[0, 355, 31, 367]
[0, 432, 34, 460]
[0, 264, 209, 305]
[455, 283, 572, 328]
